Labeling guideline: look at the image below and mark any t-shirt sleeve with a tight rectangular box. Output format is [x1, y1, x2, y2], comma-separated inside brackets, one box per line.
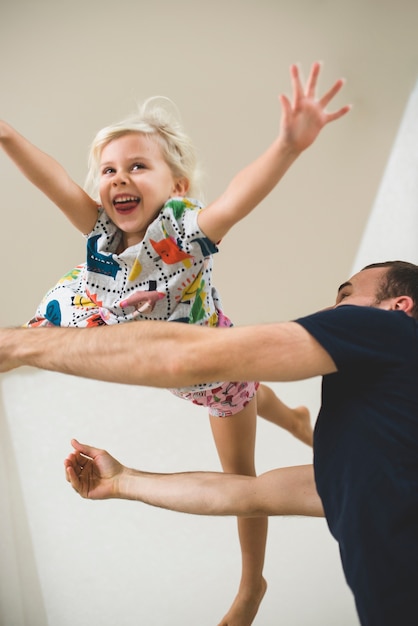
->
[160, 198, 219, 258]
[84, 206, 105, 239]
[295, 306, 414, 372]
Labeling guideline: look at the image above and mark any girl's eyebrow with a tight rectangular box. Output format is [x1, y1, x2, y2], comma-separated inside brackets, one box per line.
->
[100, 154, 150, 166]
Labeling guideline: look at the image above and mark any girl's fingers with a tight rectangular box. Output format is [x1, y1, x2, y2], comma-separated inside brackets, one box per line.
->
[289, 64, 304, 107]
[325, 105, 352, 123]
[319, 78, 345, 109]
[304, 62, 321, 98]
[288, 63, 347, 117]
[278, 93, 292, 121]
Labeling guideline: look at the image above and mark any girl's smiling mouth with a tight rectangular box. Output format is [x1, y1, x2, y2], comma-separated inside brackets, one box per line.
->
[112, 194, 140, 213]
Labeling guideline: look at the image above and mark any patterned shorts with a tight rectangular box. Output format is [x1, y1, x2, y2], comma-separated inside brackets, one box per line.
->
[171, 380, 260, 417]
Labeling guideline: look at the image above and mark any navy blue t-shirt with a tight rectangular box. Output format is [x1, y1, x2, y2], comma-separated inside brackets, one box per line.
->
[296, 306, 418, 626]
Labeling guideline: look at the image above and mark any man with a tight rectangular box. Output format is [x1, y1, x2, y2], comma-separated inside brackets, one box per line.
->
[1, 260, 418, 626]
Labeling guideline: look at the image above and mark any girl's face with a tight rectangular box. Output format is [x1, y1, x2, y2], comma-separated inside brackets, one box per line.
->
[99, 132, 188, 249]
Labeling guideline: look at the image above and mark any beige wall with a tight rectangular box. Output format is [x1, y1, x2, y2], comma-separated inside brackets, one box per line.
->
[1, 0, 418, 328]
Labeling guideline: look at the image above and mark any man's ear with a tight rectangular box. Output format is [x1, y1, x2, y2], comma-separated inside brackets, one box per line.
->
[393, 296, 415, 315]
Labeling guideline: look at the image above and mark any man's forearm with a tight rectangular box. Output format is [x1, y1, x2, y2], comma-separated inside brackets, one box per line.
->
[0, 324, 185, 385]
[118, 464, 324, 518]
[0, 323, 217, 386]
[66, 441, 324, 517]
[0, 320, 336, 386]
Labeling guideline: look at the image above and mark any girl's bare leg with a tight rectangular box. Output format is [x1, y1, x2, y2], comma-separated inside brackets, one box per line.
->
[210, 398, 267, 626]
[256, 383, 313, 446]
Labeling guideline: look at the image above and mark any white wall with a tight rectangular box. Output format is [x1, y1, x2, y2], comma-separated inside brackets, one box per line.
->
[353, 79, 418, 270]
[1, 370, 358, 626]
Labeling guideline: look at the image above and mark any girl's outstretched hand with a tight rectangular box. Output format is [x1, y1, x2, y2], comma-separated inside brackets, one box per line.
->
[279, 62, 351, 153]
[120, 289, 165, 314]
[64, 438, 124, 500]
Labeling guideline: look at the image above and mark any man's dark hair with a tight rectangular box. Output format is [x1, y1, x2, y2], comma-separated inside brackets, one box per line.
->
[363, 261, 418, 319]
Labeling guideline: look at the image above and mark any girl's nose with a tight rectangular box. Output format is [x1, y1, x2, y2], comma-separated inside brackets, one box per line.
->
[112, 171, 128, 185]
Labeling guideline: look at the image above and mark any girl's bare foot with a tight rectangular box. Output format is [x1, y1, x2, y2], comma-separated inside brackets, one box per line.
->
[256, 384, 313, 446]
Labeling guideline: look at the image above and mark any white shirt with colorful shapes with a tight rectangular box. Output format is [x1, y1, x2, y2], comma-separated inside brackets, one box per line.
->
[27, 197, 233, 392]
[30, 197, 228, 330]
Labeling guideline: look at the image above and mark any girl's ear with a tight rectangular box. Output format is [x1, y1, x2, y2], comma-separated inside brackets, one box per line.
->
[173, 177, 190, 197]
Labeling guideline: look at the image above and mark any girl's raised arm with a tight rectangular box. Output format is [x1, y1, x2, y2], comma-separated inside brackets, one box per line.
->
[0, 121, 98, 234]
[197, 62, 350, 244]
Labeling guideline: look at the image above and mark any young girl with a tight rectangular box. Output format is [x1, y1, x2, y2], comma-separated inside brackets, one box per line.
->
[0, 62, 349, 626]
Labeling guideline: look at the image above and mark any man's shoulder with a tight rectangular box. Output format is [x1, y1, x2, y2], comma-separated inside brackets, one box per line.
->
[297, 305, 414, 328]
[295, 306, 418, 369]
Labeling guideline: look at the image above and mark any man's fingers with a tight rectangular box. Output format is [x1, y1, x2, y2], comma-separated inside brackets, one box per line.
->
[65, 463, 80, 490]
[71, 438, 102, 461]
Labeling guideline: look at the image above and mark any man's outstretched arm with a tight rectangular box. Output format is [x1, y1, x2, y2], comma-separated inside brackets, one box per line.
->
[0, 319, 336, 386]
[65, 439, 324, 518]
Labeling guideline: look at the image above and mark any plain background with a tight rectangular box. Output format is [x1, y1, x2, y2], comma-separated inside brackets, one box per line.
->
[1, 0, 418, 328]
[1, 1, 418, 625]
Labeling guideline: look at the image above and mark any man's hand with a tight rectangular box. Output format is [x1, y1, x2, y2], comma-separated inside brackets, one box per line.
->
[64, 439, 124, 500]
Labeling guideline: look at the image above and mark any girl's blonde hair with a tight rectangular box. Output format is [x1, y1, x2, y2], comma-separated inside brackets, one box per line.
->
[85, 97, 202, 201]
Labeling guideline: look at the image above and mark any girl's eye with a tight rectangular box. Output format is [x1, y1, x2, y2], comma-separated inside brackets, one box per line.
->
[102, 167, 114, 175]
[131, 162, 145, 171]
